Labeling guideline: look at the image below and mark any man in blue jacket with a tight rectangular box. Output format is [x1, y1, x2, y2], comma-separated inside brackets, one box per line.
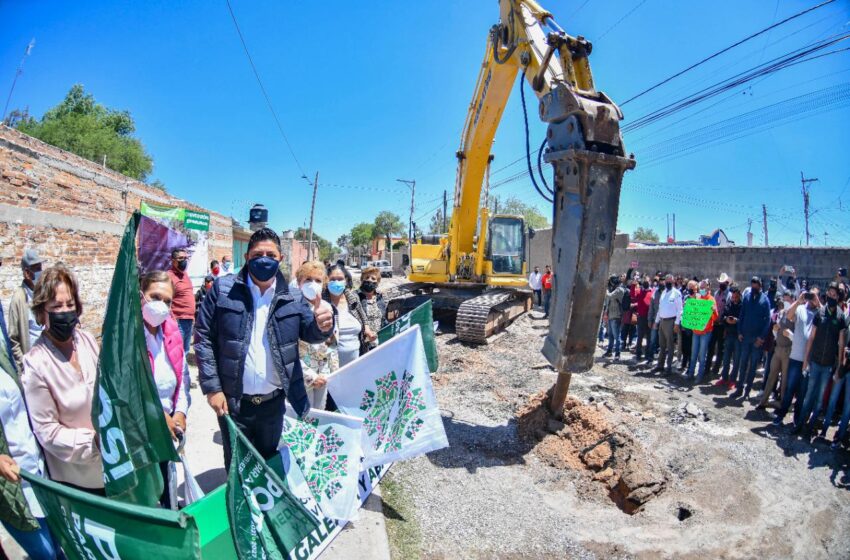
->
[195, 228, 334, 468]
[732, 276, 772, 399]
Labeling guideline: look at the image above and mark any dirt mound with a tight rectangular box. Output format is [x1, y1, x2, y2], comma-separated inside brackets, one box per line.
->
[517, 390, 667, 514]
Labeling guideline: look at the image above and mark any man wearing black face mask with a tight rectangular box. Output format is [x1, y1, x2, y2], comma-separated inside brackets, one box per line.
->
[653, 274, 682, 374]
[732, 276, 772, 399]
[195, 228, 335, 468]
[706, 273, 731, 374]
[166, 248, 195, 357]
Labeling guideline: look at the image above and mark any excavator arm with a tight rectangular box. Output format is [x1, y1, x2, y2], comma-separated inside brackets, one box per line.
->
[406, 0, 634, 390]
[462, 0, 636, 407]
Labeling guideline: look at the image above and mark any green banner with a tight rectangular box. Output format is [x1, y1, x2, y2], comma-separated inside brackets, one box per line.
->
[378, 300, 438, 372]
[92, 213, 179, 506]
[681, 298, 714, 331]
[21, 470, 200, 560]
[140, 201, 210, 232]
[225, 416, 320, 559]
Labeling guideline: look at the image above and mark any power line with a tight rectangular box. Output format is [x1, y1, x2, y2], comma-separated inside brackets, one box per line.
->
[596, 0, 649, 41]
[620, 0, 837, 106]
[225, 0, 306, 176]
[622, 33, 850, 133]
[567, 0, 593, 20]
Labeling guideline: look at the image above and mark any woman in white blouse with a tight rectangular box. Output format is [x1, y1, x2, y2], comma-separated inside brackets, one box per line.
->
[140, 271, 190, 507]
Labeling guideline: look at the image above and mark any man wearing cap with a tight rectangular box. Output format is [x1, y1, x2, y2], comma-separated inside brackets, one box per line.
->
[7, 249, 45, 372]
[731, 276, 772, 399]
[706, 273, 731, 373]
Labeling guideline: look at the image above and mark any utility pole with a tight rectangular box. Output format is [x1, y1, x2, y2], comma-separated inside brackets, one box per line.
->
[672, 213, 676, 241]
[442, 189, 448, 233]
[396, 178, 416, 246]
[762, 204, 769, 246]
[801, 171, 819, 247]
[2, 39, 35, 123]
[666, 213, 670, 242]
[303, 172, 319, 260]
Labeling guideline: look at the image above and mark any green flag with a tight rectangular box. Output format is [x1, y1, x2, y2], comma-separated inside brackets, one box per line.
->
[21, 470, 200, 559]
[224, 415, 320, 559]
[92, 212, 178, 506]
[378, 299, 439, 372]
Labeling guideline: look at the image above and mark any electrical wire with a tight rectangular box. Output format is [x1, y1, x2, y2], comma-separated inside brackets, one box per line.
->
[225, 0, 306, 176]
[536, 137, 551, 194]
[519, 71, 553, 202]
[620, 0, 837, 106]
[635, 81, 850, 168]
[596, 0, 649, 42]
[623, 34, 850, 132]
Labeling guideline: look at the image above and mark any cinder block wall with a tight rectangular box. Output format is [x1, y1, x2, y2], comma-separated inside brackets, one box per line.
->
[0, 125, 232, 335]
[608, 246, 850, 286]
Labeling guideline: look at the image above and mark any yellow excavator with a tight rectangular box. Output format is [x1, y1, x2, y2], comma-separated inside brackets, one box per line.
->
[390, 0, 634, 356]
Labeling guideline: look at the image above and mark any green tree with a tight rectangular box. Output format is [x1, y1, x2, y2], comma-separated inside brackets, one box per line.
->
[336, 234, 352, 254]
[490, 195, 550, 229]
[428, 209, 451, 234]
[350, 222, 374, 257]
[148, 178, 167, 192]
[373, 211, 404, 252]
[632, 227, 660, 243]
[16, 84, 154, 180]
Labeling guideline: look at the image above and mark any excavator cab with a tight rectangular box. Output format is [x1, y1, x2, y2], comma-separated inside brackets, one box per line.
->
[486, 215, 525, 276]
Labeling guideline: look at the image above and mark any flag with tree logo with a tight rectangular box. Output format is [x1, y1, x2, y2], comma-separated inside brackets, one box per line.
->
[326, 326, 448, 468]
[281, 409, 364, 521]
[91, 212, 178, 505]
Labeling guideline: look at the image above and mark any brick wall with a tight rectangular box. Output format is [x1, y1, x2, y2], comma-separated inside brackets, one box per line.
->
[0, 125, 232, 335]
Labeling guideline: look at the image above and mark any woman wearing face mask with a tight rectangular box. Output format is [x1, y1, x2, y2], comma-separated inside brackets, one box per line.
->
[324, 265, 374, 368]
[296, 261, 337, 409]
[140, 271, 190, 508]
[358, 266, 387, 349]
[686, 279, 718, 383]
[22, 265, 104, 494]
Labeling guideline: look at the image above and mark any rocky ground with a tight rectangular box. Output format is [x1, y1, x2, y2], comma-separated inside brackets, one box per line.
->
[381, 303, 850, 560]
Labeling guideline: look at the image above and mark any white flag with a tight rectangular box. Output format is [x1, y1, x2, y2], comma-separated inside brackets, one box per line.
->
[281, 409, 364, 521]
[326, 325, 448, 469]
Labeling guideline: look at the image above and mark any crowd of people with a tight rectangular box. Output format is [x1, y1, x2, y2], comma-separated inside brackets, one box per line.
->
[0, 228, 391, 559]
[596, 265, 850, 450]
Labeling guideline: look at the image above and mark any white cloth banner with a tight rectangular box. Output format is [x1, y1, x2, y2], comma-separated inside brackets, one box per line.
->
[281, 408, 364, 521]
[326, 325, 448, 469]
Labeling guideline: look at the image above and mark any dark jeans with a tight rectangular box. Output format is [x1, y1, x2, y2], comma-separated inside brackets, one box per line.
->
[543, 289, 551, 316]
[621, 322, 635, 348]
[533, 289, 542, 307]
[720, 335, 739, 381]
[776, 359, 808, 425]
[736, 336, 762, 393]
[2, 518, 63, 560]
[706, 323, 725, 371]
[680, 329, 692, 370]
[219, 392, 285, 471]
[801, 362, 833, 430]
[177, 318, 194, 386]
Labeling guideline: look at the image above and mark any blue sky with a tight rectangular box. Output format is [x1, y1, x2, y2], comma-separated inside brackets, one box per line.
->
[2, 0, 849, 247]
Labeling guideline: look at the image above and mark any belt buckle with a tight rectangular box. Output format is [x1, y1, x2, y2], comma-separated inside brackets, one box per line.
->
[251, 395, 263, 405]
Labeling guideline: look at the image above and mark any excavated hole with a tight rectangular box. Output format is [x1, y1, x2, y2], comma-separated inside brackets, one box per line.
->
[517, 389, 667, 515]
[676, 506, 693, 522]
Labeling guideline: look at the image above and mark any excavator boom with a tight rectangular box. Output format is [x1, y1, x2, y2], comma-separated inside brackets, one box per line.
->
[402, 0, 634, 361]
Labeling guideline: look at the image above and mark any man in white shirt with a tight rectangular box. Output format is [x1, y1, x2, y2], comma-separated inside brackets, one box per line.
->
[652, 274, 683, 374]
[528, 266, 543, 307]
[773, 287, 820, 427]
[196, 228, 335, 467]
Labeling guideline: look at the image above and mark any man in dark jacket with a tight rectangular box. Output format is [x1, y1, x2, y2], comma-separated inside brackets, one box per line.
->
[195, 228, 334, 467]
[732, 277, 772, 399]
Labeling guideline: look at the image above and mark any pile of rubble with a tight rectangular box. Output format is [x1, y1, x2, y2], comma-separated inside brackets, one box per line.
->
[516, 390, 667, 514]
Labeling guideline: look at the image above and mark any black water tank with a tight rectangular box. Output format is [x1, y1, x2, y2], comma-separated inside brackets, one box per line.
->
[249, 204, 268, 226]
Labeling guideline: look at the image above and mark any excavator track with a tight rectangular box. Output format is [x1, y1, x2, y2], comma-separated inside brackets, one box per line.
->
[455, 289, 532, 344]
